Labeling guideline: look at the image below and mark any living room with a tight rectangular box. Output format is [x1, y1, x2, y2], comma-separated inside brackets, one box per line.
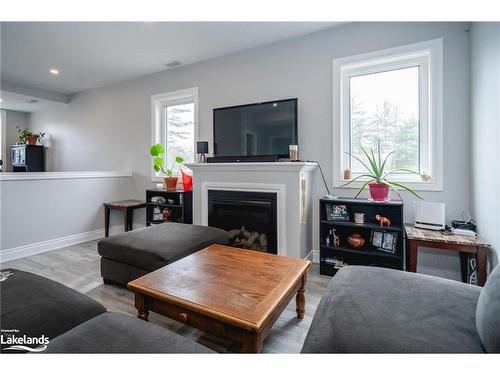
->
[1, 0, 499, 373]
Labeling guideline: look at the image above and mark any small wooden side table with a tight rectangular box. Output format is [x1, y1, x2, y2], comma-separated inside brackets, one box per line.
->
[103, 200, 146, 237]
[405, 224, 491, 286]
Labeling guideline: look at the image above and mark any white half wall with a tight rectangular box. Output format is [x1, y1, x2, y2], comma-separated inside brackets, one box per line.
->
[470, 22, 500, 270]
[27, 22, 472, 279]
[0, 172, 138, 261]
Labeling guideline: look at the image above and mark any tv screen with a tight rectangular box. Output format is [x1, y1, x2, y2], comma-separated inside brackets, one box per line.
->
[213, 98, 297, 158]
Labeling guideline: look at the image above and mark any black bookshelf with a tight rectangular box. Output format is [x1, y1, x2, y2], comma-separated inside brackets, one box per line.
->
[11, 145, 45, 172]
[319, 197, 405, 276]
[146, 189, 192, 226]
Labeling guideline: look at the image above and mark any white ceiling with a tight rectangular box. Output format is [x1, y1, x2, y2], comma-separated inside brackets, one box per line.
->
[1, 22, 341, 95]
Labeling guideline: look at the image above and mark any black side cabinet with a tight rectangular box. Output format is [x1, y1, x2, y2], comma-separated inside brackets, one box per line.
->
[146, 189, 192, 226]
[319, 197, 405, 276]
[11, 145, 45, 172]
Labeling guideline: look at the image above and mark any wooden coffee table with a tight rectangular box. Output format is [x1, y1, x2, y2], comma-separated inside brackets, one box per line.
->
[127, 244, 310, 353]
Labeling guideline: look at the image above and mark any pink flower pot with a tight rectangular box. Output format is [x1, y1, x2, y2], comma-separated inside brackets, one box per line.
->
[368, 182, 390, 202]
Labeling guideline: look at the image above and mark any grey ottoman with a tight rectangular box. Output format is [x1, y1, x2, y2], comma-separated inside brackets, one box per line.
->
[98, 222, 228, 286]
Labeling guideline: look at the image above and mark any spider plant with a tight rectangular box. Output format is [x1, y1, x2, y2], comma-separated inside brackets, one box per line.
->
[341, 140, 424, 200]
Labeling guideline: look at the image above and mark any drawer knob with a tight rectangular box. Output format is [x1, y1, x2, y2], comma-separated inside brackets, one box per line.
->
[179, 313, 188, 322]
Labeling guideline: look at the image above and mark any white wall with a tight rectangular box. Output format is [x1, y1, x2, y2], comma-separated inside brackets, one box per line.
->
[470, 23, 500, 270]
[0, 174, 138, 257]
[29, 22, 472, 279]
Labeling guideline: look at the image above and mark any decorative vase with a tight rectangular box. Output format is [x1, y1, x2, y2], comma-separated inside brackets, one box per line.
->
[368, 182, 390, 202]
[164, 177, 178, 191]
[347, 233, 365, 248]
[180, 169, 193, 192]
[26, 136, 38, 145]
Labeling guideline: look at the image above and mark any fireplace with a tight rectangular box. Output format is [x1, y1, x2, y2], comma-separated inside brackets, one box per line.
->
[208, 190, 277, 254]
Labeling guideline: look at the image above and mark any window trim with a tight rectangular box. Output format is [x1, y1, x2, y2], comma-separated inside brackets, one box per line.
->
[1, 110, 6, 172]
[151, 87, 198, 182]
[332, 39, 443, 191]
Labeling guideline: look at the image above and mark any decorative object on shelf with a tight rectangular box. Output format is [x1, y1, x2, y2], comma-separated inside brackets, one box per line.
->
[197, 141, 209, 163]
[347, 233, 365, 248]
[354, 212, 365, 224]
[151, 196, 166, 204]
[343, 169, 352, 180]
[181, 168, 193, 192]
[289, 145, 299, 161]
[150, 143, 185, 191]
[332, 229, 340, 247]
[167, 199, 175, 204]
[162, 208, 172, 221]
[16, 126, 45, 145]
[380, 231, 397, 253]
[325, 229, 331, 247]
[340, 139, 425, 202]
[375, 214, 391, 226]
[325, 204, 350, 221]
[155, 183, 164, 190]
[371, 230, 384, 248]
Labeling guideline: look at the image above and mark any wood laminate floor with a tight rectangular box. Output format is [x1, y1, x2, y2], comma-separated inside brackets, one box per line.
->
[2, 240, 331, 353]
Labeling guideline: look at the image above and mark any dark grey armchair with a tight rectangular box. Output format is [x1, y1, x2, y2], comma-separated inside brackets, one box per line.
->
[302, 265, 500, 353]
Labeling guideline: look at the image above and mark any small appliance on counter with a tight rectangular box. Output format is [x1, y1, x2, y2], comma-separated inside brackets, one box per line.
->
[451, 211, 477, 236]
[414, 201, 445, 230]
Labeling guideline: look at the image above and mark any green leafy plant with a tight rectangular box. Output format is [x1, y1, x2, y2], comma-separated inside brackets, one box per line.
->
[150, 143, 184, 177]
[341, 140, 425, 200]
[17, 126, 45, 144]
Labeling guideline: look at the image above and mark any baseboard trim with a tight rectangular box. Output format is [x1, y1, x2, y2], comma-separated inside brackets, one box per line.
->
[304, 249, 320, 264]
[0, 224, 144, 263]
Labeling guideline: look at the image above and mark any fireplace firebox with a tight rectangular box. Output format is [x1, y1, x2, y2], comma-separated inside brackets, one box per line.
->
[208, 190, 277, 254]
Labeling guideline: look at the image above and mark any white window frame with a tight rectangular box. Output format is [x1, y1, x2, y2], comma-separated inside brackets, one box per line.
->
[151, 87, 198, 182]
[0, 110, 6, 172]
[332, 39, 443, 191]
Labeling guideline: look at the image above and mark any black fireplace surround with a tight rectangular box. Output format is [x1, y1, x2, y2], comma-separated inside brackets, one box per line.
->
[207, 190, 277, 254]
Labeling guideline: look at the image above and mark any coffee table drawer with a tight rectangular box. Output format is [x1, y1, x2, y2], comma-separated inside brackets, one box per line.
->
[149, 298, 227, 337]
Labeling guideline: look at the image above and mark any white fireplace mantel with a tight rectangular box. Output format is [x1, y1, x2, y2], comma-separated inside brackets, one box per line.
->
[186, 162, 317, 173]
[185, 162, 317, 260]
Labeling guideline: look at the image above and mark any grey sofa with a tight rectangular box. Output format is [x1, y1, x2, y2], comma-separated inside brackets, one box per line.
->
[98, 222, 228, 286]
[0, 268, 213, 353]
[302, 265, 500, 353]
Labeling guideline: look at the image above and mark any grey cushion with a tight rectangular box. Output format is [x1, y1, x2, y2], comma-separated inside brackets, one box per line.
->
[45, 312, 214, 353]
[98, 223, 228, 271]
[0, 268, 106, 349]
[476, 265, 500, 352]
[302, 266, 484, 353]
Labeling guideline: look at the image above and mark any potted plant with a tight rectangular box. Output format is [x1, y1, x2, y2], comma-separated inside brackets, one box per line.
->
[17, 126, 45, 145]
[150, 143, 184, 191]
[341, 140, 425, 202]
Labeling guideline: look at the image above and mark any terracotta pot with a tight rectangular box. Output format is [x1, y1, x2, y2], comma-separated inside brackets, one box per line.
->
[26, 135, 38, 145]
[347, 233, 365, 248]
[368, 182, 390, 202]
[164, 177, 178, 191]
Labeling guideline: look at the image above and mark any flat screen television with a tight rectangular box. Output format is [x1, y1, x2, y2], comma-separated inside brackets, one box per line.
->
[213, 98, 298, 160]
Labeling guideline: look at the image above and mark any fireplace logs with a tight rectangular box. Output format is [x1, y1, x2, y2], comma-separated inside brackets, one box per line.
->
[227, 226, 268, 252]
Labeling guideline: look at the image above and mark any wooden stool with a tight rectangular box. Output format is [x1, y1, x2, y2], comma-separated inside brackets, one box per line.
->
[103, 200, 146, 237]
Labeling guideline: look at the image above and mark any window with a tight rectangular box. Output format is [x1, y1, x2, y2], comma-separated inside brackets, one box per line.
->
[151, 88, 198, 181]
[333, 39, 443, 191]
